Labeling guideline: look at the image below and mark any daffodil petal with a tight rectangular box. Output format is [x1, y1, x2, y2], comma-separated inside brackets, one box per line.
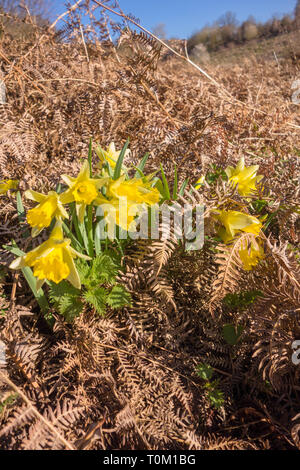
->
[77, 160, 90, 181]
[9, 256, 26, 270]
[36, 278, 45, 291]
[61, 175, 76, 187]
[235, 157, 245, 173]
[77, 203, 86, 224]
[25, 190, 46, 203]
[64, 251, 81, 289]
[225, 166, 235, 178]
[59, 189, 75, 205]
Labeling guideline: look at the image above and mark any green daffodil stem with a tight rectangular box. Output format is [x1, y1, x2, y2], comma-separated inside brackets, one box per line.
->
[87, 204, 94, 258]
[79, 217, 90, 256]
[62, 221, 84, 253]
[70, 202, 84, 248]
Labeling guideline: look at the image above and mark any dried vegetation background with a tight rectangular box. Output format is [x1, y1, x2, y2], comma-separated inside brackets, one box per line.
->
[0, 1, 299, 450]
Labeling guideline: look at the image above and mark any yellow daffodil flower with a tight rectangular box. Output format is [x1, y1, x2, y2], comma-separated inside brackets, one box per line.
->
[214, 210, 262, 243]
[0, 179, 18, 195]
[10, 222, 90, 290]
[96, 194, 141, 232]
[60, 161, 106, 223]
[95, 175, 159, 232]
[195, 175, 205, 190]
[25, 190, 68, 237]
[107, 175, 160, 206]
[239, 239, 265, 271]
[95, 142, 130, 172]
[225, 157, 263, 196]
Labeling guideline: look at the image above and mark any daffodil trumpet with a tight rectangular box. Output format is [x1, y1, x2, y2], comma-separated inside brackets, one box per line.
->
[95, 175, 160, 232]
[60, 160, 107, 223]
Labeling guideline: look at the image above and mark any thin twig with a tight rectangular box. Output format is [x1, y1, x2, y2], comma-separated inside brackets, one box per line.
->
[80, 24, 90, 63]
[49, 0, 85, 31]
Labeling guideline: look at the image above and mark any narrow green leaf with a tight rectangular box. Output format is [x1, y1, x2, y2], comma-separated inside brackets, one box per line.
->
[159, 164, 171, 200]
[70, 203, 84, 247]
[134, 152, 149, 178]
[113, 138, 129, 180]
[55, 183, 62, 194]
[86, 204, 94, 258]
[172, 164, 178, 200]
[16, 191, 25, 222]
[79, 219, 90, 256]
[195, 363, 214, 381]
[178, 178, 189, 196]
[62, 221, 84, 253]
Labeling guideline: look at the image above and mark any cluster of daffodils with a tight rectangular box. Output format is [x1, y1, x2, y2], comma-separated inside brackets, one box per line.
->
[204, 157, 265, 271]
[7, 145, 266, 293]
[9, 143, 160, 289]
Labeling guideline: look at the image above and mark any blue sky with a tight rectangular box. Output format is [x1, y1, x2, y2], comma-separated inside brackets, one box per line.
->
[50, 0, 298, 38]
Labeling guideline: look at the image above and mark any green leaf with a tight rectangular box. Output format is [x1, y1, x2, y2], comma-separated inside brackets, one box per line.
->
[172, 164, 178, 200]
[0, 393, 18, 414]
[206, 381, 224, 409]
[62, 221, 84, 253]
[75, 258, 91, 284]
[159, 163, 171, 200]
[134, 152, 149, 178]
[68, 202, 84, 248]
[84, 287, 108, 315]
[89, 253, 120, 285]
[195, 363, 214, 381]
[113, 138, 130, 180]
[178, 178, 189, 196]
[16, 191, 25, 223]
[55, 183, 63, 194]
[223, 290, 262, 310]
[154, 178, 165, 197]
[49, 281, 83, 322]
[107, 285, 131, 309]
[78, 217, 90, 256]
[222, 324, 244, 346]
